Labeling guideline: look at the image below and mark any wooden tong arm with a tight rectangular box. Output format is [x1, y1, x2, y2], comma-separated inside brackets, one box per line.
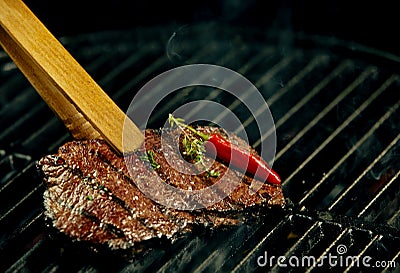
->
[0, 0, 143, 154]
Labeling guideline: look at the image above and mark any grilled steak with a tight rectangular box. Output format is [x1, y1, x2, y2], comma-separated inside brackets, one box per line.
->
[38, 127, 285, 250]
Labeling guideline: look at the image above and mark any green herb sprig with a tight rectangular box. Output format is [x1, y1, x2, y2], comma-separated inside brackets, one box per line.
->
[140, 150, 160, 170]
[168, 114, 220, 177]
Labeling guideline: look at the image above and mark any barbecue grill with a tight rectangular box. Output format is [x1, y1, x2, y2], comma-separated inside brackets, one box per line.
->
[1, 2, 400, 272]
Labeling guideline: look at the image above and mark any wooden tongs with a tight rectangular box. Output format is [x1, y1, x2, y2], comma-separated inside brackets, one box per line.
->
[0, 0, 144, 154]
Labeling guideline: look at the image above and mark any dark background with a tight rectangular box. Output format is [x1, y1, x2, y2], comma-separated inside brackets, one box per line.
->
[23, 0, 399, 57]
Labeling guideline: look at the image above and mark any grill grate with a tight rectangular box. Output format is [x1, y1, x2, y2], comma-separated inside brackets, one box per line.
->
[0, 24, 399, 272]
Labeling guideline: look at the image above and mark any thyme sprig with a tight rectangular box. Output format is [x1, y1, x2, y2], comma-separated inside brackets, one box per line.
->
[168, 114, 205, 163]
[140, 150, 160, 170]
[206, 169, 220, 178]
[168, 114, 220, 177]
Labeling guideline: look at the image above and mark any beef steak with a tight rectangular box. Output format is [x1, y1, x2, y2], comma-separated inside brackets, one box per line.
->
[38, 127, 285, 250]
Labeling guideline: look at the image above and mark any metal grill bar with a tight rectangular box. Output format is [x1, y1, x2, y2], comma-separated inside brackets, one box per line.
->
[191, 220, 281, 272]
[96, 44, 157, 87]
[304, 228, 348, 273]
[270, 221, 321, 271]
[299, 93, 400, 205]
[5, 239, 45, 273]
[0, 73, 25, 97]
[383, 251, 400, 273]
[212, 53, 300, 125]
[231, 217, 290, 273]
[277, 65, 376, 166]
[121, 42, 220, 110]
[234, 55, 328, 135]
[183, 46, 278, 121]
[0, 89, 43, 139]
[267, 55, 329, 106]
[357, 169, 400, 218]
[388, 207, 400, 226]
[254, 60, 354, 149]
[305, 228, 374, 271]
[342, 234, 380, 273]
[146, 44, 250, 126]
[21, 117, 65, 151]
[0, 183, 42, 224]
[1, 27, 400, 273]
[327, 132, 400, 212]
[290, 75, 398, 204]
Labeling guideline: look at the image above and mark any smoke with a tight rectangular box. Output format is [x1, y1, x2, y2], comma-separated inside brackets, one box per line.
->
[166, 25, 190, 65]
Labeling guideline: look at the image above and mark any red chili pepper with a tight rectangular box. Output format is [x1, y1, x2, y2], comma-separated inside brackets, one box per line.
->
[204, 134, 281, 185]
[168, 114, 281, 185]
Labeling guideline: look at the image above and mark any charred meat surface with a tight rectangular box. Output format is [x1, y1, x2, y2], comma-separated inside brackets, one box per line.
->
[38, 127, 285, 250]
